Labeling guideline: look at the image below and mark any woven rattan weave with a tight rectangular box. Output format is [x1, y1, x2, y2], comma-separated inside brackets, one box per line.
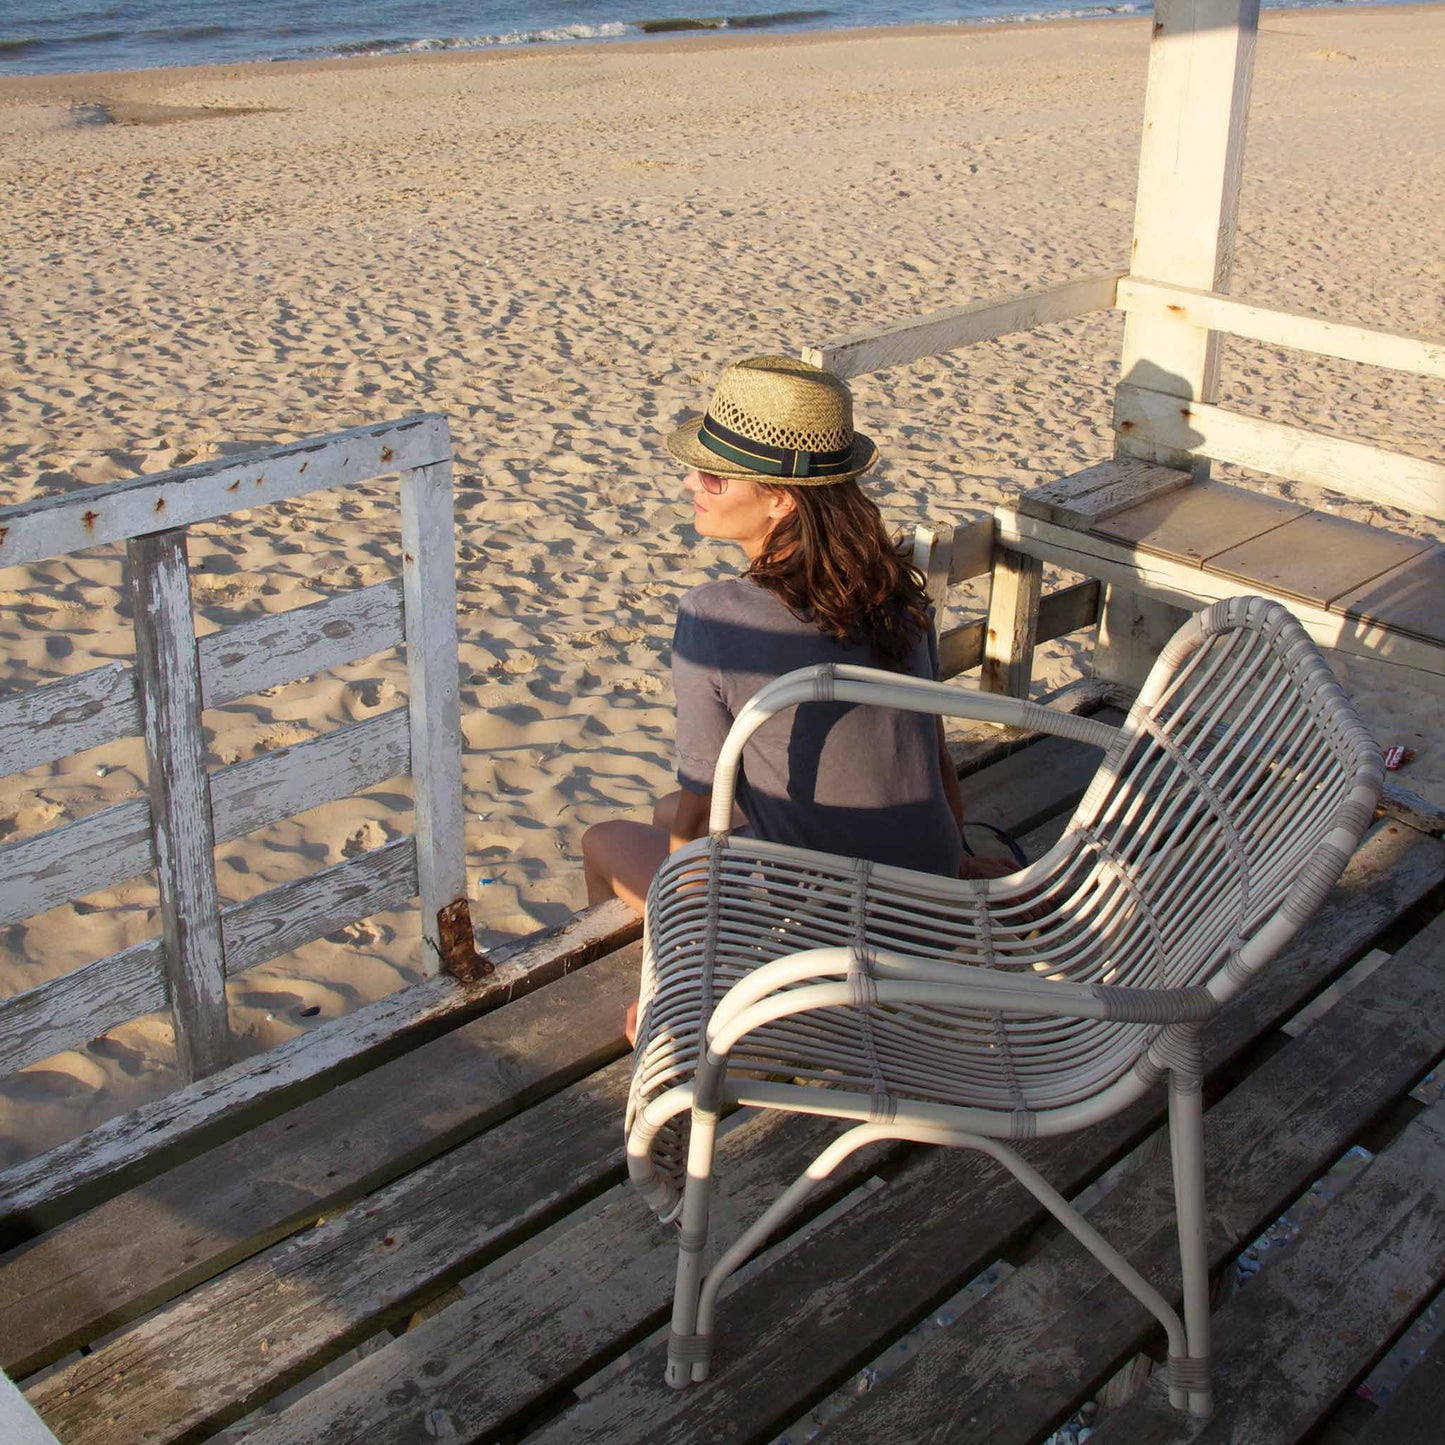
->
[625, 597, 1382, 1415]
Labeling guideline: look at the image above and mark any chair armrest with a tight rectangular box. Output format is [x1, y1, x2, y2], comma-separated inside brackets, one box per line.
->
[709, 663, 1119, 829]
[704, 946, 1217, 1058]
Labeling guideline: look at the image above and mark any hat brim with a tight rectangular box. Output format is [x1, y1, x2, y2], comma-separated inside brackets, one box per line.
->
[664, 414, 879, 484]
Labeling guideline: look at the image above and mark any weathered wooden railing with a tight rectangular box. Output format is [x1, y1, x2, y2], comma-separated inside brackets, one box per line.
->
[0, 414, 484, 1091]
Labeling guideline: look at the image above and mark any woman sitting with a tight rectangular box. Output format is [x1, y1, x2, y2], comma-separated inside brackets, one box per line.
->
[583, 356, 1001, 949]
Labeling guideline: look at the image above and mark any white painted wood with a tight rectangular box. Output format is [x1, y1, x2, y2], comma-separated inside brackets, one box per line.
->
[802, 274, 1121, 380]
[0, 708, 409, 938]
[0, 939, 166, 1077]
[209, 708, 411, 843]
[0, 663, 139, 778]
[947, 516, 996, 586]
[0, 797, 151, 929]
[1093, 588, 1189, 691]
[0, 582, 404, 784]
[1117, 278, 1445, 381]
[0, 415, 449, 570]
[981, 548, 1042, 697]
[1119, 0, 1258, 465]
[1016, 460, 1190, 528]
[398, 461, 471, 976]
[912, 523, 954, 614]
[0, 1371, 61, 1445]
[995, 508, 1445, 677]
[0, 898, 641, 1230]
[1115, 385, 1445, 522]
[220, 836, 418, 976]
[198, 578, 405, 709]
[129, 530, 230, 1082]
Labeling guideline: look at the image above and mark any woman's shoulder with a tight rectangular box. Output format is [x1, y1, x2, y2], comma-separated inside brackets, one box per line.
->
[679, 575, 781, 623]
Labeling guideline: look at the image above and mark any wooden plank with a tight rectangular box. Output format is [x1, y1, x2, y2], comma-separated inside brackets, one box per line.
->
[238, 1113, 878, 1445]
[0, 708, 407, 940]
[210, 708, 411, 842]
[0, 797, 151, 929]
[0, 898, 641, 1242]
[218, 837, 417, 977]
[0, 942, 640, 1379]
[129, 530, 230, 1082]
[912, 522, 954, 614]
[996, 509, 1445, 678]
[0, 939, 165, 1079]
[0, 1372, 60, 1445]
[1117, 0, 1257, 470]
[981, 548, 1042, 697]
[1116, 278, 1445, 382]
[577, 891, 1445, 1445]
[947, 516, 995, 586]
[1016, 461, 1190, 528]
[940, 584, 1105, 681]
[801, 273, 1121, 380]
[1089, 1098, 1445, 1444]
[1205, 510, 1432, 609]
[1089, 477, 1306, 567]
[0, 663, 139, 779]
[0, 582, 404, 786]
[397, 461, 479, 980]
[1115, 385, 1445, 523]
[198, 579, 405, 710]
[0, 416, 449, 570]
[1350, 1314, 1445, 1445]
[23, 1060, 636, 1442]
[1331, 545, 1445, 644]
[960, 724, 1116, 843]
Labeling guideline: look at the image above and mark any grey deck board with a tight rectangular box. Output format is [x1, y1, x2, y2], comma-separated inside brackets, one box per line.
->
[1351, 1313, 1445, 1445]
[1331, 544, 1445, 644]
[1089, 479, 1307, 566]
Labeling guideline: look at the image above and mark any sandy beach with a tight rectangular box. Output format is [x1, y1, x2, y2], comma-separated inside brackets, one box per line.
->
[0, 6, 1440, 1164]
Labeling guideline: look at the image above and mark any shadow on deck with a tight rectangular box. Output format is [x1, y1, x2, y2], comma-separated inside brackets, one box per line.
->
[4, 731, 1444, 1445]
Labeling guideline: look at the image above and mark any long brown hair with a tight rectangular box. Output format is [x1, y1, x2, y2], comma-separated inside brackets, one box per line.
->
[746, 479, 931, 670]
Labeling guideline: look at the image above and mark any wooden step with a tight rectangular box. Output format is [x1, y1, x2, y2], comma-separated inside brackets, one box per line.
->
[214, 822, 1440, 1445]
[0, 941, 638, 1378]
[1089, 1097, 1445, 1444]
[1350, 1315, 1445, 1445]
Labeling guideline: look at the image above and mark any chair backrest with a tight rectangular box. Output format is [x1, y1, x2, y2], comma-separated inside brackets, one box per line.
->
[1046, 596, 1383, 1003]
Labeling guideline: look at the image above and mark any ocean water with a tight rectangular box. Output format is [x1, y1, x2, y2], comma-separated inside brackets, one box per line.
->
[0, 0, 1412, 78]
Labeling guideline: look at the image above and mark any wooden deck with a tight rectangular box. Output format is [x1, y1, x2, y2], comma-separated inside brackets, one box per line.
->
[3, 732, 1444, 1445]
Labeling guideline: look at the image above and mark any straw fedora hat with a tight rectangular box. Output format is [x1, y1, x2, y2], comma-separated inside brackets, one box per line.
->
[665, 355, 879, 484]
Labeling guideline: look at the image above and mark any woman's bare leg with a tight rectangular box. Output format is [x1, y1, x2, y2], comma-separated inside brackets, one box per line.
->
[582, 820, 670, 914]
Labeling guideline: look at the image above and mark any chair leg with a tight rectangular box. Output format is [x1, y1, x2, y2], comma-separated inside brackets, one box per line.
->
[1168, 1060, 1213, 1418]
[666, 1104, 721, 1388]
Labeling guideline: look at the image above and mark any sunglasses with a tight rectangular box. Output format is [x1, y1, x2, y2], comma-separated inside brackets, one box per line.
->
[696, 471, 730, 495]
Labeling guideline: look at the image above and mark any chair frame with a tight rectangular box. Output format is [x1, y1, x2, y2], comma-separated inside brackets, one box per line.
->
[626, 598, 1383, 1417]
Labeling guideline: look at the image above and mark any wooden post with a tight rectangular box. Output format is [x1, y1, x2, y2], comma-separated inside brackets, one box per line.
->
[912, 521, 954, 617]
[129, 530, 231, 1081]
[399, 455, 487, 982]
[1102, 0, 1259, 686]
[982, 548, 1042, 698]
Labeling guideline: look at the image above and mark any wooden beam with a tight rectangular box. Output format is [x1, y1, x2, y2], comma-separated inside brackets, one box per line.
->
[981, 548, 1042, 697]
[802, 273, 1121, 380]
[129, 530, 231, 1083]
[0, 415, 449, 570]
[940, 581, 1100, 680]
[398, 460, 481, 981]
[1117, 277, 1445, 381]
[1115, 384, 1445, 522]
[1118, 0, 1258, 452]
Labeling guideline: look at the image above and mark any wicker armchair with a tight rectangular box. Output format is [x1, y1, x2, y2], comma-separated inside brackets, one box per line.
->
[625, 597, 1383, 1415]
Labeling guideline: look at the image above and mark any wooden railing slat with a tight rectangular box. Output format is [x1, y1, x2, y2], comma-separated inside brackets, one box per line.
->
[0, 663, 139, 778]
[1117, 277, 1445, 380]
[0, 416, 449, 571]
[802, 273, 1121, 380]
[198, 579, 405, 710]
[1115, 384, 1445, 522]
[0, 940, 166, 1078]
